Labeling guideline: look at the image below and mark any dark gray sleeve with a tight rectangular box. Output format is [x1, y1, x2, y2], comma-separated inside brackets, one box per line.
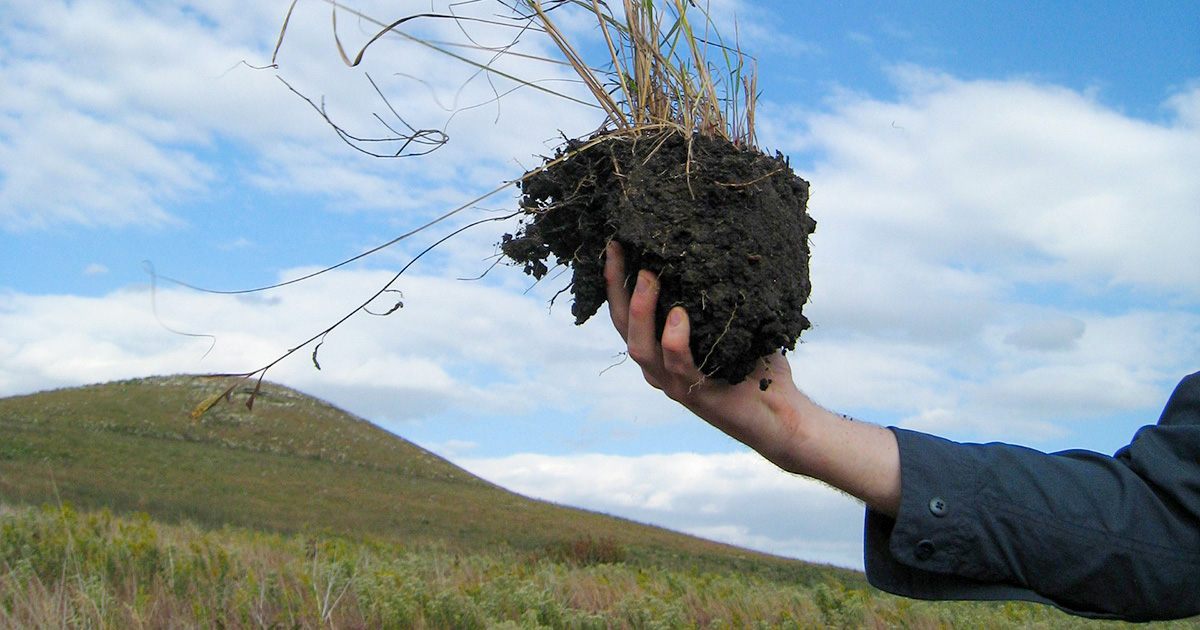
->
[864, 371, 1200, 622]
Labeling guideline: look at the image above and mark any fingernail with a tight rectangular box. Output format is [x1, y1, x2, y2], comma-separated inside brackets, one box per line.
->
[635, 271, 653, 294]
[667, 308, 683, 328]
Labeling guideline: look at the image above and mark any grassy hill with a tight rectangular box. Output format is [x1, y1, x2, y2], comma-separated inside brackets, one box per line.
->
[3, 376, 1198, 628]
[0, 375, 851, 584]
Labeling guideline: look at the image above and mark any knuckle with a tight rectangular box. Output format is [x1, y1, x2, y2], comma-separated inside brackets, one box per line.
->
[603, 258, 621, 285]
[627, 345, 656, 366]
[627, 295, 655, 321]
[660, 340, 694, 375]
[660, 333, 688, 357]
[661, 354, 688, 377]
[609, 313, 628, 337]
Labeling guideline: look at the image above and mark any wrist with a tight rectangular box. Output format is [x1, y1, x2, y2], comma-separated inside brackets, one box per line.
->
[785, 399, 902, 516]
[765, 387, 828, 476]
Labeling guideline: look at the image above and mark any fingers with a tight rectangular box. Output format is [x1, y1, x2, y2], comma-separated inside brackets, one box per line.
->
[604, 241, 630, 340]
[625, 269, 661, 369]
[605, 241, 703, 393]
[660, 306, 701, 381]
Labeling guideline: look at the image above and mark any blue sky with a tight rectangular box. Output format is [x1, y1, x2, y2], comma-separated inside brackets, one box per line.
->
[2, 0, 1199, 569]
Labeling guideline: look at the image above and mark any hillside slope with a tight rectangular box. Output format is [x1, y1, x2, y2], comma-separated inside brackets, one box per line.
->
[0, 375, 860, 586]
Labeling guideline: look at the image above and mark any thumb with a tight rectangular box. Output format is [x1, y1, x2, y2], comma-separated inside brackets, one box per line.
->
[660, 306, 701, 379]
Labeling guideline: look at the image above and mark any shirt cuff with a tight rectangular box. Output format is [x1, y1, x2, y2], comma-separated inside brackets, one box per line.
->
[863, 428, 1059, 607]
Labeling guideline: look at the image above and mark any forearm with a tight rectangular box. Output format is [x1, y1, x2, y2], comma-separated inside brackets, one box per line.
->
[759, 386, 901, 517]
[644, 338, 901, 515]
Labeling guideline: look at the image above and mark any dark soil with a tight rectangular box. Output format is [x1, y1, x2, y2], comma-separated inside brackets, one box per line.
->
[502, 130, 815, 384]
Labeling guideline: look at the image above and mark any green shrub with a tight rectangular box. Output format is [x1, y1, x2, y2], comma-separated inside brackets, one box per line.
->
[2, 503, 1198, 629]
[542, 535, 628, 567]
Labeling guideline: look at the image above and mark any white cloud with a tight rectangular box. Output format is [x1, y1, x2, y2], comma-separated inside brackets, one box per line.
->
[0, 266, 644, 421]
[970, 362, 1163, 423]
[789, 306, 1200, 443]
[459, 451, 865, 568]
[426, 439, 480, 458]
[1167, 83, 1200, 128]
[1003, 315, 1086, 352]
[0, 0, 599, 230]
[806, 254, 1001, 344]
[0, 0, 274, 229]
[769, 67, 1200, 298]
[749, 67, 1200, 442]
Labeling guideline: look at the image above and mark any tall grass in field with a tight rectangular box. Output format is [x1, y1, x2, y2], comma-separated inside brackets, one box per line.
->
[4, 503, 1198, 629]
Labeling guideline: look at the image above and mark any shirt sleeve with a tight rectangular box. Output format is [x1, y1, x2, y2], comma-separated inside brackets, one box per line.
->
[864, 371, 1200, 622]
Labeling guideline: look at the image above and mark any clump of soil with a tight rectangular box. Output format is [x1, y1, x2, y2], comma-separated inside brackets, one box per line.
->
[502, 130, 815, 384]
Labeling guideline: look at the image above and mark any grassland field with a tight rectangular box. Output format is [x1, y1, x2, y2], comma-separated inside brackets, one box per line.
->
[1, 376, 1197, 628]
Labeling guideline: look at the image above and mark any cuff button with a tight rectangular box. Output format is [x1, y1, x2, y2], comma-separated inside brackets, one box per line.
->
[929, 497, 948, 517]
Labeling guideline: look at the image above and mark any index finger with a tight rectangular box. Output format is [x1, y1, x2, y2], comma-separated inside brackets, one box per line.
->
[604, 240, 631, 339]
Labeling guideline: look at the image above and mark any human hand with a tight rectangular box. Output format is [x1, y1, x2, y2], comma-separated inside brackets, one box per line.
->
[603, 241, 809, 470]
[603, 240, 901, 515]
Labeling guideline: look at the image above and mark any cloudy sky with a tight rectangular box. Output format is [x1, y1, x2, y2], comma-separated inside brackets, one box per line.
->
[2, 0, 1198, 570]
